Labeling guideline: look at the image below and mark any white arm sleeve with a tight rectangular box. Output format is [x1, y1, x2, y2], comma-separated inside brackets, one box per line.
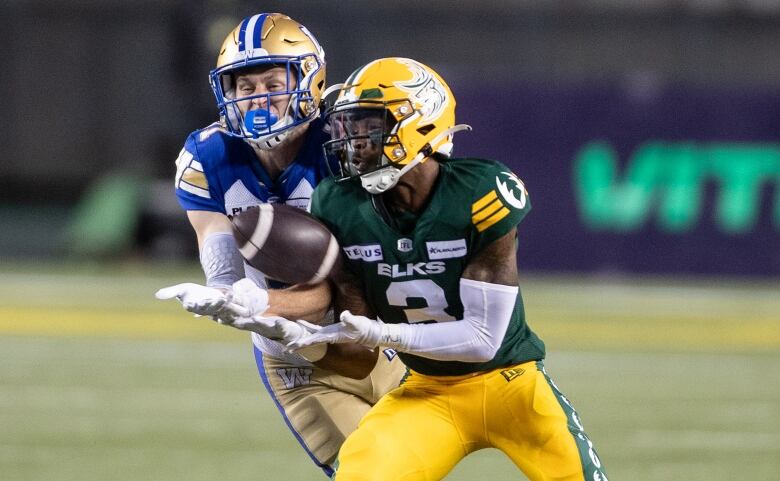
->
[200, 231, 246, 288]
[380, 278, 518, 362]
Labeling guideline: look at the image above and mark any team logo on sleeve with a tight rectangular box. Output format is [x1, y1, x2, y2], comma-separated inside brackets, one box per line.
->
[471, 172, 528, 232]
[496, 172, 527, 209]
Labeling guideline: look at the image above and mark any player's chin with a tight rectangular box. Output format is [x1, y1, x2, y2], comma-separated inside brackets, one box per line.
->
[351, 159, 373, 174]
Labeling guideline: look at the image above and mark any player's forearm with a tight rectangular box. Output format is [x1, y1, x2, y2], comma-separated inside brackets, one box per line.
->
[267, 281, 332, 323]
[188, 210, 246, 288]
[377, 279, 518, 362]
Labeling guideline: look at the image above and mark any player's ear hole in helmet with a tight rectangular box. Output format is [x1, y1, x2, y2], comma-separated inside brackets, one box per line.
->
[322, 57, 471, 195]
[209, 13, 326, 150]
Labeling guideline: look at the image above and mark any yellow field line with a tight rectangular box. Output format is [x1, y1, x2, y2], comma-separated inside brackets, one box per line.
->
[1, 305, 778, 350]
[0, 306, 245, 342]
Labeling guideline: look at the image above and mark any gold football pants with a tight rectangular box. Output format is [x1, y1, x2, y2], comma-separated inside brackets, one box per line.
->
[333, 360, 607, 481]
[255, 347, 407, 477]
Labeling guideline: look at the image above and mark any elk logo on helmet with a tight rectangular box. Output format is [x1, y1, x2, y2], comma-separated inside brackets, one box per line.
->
[394, 59, 448, 125]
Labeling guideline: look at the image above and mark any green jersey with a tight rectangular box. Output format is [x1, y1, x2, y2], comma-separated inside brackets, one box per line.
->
[310, 157, 545, 376]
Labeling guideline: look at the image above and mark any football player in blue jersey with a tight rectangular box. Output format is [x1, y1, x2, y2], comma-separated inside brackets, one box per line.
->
[155, 14, 406, 477]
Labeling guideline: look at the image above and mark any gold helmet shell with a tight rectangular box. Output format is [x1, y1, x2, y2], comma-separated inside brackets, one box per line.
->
[324, 58, 468, 194]
[209, 13, 326, 148]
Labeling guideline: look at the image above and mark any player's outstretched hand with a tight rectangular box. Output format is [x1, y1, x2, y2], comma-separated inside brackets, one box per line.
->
[155, 278, 268, 323]
[155, 283, 238, 318]
[216, 279, 321, 344]
[220, 278, 269, 322]
[289, 310, 383, 349]
[229, 315, 307, 342]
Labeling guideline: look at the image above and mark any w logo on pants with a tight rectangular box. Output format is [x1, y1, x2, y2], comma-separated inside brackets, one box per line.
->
[276, 368, 313, 389]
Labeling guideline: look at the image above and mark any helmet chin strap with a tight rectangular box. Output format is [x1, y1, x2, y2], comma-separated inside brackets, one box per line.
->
[248, 120, 313, 152]
[360, 124, 472, 195]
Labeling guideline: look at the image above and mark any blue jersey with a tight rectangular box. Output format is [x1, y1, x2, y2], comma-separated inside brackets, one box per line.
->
[174, 118, 335, 216]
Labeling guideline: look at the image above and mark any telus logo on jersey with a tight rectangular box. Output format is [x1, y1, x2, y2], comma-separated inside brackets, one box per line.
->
[343, 244, 383, 262]
[377, 261, 445, 278]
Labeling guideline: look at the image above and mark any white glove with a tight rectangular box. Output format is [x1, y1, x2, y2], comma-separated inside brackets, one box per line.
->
[228, 315, 307, 342]
[221, 278, 269, 321]
[221, 279, 313, 344]
[155, 283, 240, 318]
[157, 279, 324, 360]
[288, 310, 384, 349]
[155, 278, 268, 324]
[229, 312, 328, 362]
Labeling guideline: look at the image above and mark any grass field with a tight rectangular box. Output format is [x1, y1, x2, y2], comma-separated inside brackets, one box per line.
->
[1, 262, 778, 481]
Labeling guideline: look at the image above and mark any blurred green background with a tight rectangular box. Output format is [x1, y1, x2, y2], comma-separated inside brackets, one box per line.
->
[1, 263, 778, 481]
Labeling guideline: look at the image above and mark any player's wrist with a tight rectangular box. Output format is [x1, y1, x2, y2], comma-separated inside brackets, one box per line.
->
[296, 343, 327, 362]
[377, 323, 405, 350]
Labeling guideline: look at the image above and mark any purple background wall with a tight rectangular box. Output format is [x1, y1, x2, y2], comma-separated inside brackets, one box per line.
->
[456, 82, 780, 276]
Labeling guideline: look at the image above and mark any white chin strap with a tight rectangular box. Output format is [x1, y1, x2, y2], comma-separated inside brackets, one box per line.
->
[360, 124, 472, 195]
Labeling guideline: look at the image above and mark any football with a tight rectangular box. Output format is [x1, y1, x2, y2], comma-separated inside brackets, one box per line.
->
[231, 204, 341, 285]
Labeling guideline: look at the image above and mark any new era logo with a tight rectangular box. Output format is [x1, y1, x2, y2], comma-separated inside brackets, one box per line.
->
[500, 368, 525, 382]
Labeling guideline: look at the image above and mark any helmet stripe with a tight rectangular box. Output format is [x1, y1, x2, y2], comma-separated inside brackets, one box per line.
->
[345, 61, 372, 87]
[237, 16, 251, 52]
[243, 14, 263, 51]
[251, 13, 267, 50]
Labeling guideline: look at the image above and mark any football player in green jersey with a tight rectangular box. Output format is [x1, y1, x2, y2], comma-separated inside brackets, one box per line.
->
[288, 57, 609, 481]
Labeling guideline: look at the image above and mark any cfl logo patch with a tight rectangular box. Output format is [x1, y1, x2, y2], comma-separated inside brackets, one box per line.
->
[397, 238, 413, 253]
[500, 368, 525, 382]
